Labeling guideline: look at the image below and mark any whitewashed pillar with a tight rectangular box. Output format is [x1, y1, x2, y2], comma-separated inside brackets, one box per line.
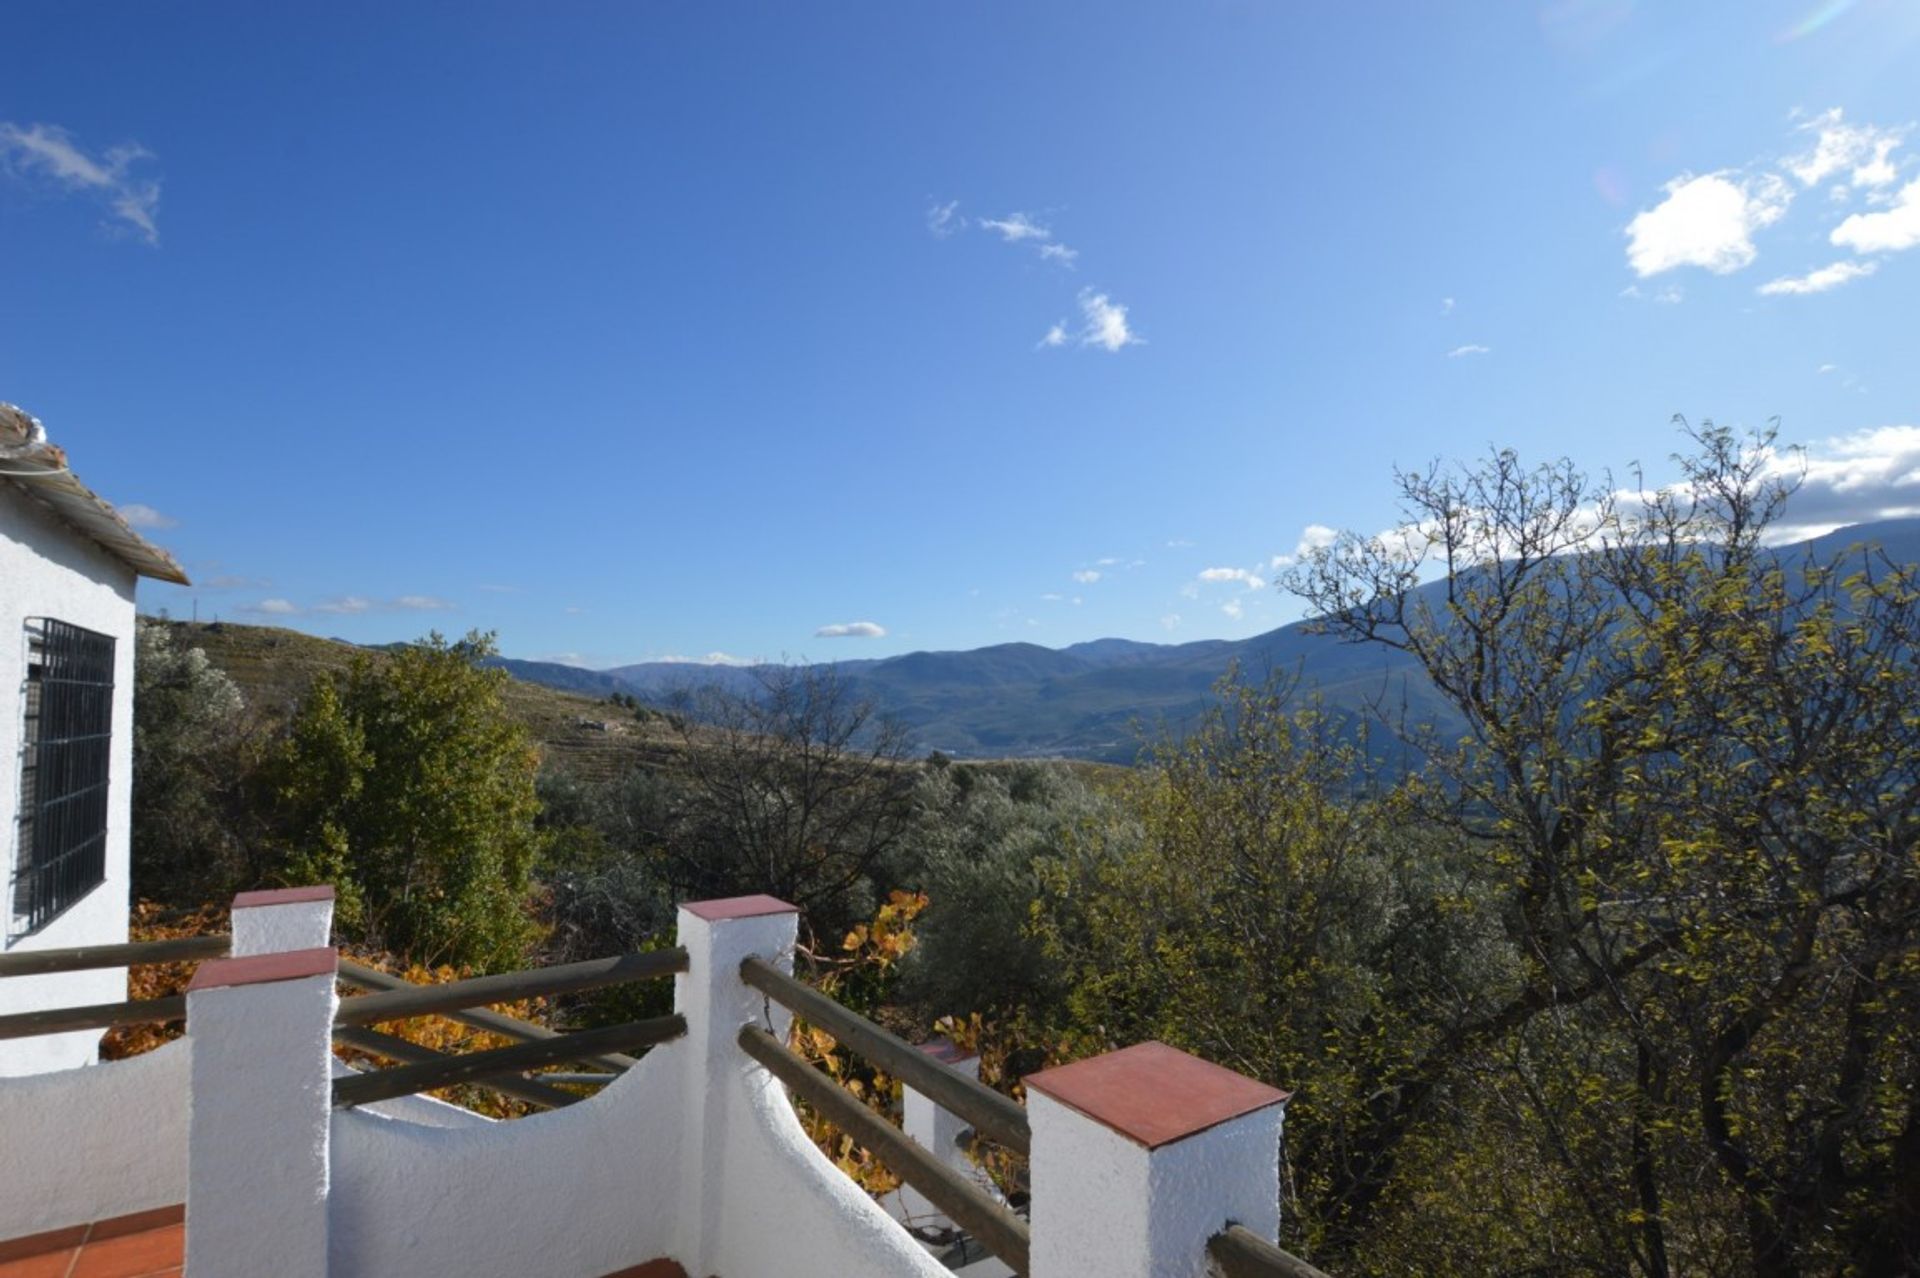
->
[229, 885, 334, 956]
[184, 946, 338, 1278]
[900, 1037, 995, 1225]
[1024, 1041, 1289, 1278]
[671, 894, 800, 1271]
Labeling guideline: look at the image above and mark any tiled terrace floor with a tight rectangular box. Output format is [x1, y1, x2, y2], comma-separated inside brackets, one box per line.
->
[0, 1213, 690, 1278]
[0, 1206, 182, 1278]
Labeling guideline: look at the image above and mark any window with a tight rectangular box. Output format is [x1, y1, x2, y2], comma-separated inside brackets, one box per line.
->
[13, 619, 116, 934]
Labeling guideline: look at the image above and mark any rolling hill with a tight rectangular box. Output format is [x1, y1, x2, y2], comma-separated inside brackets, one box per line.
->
[491, 518, 1920, 763]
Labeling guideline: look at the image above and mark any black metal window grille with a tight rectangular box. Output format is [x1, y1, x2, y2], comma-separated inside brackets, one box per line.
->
[13, 619, 116, 934]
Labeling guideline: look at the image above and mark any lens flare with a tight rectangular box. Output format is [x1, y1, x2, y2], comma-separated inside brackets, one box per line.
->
[1776, 0, 1858, 43]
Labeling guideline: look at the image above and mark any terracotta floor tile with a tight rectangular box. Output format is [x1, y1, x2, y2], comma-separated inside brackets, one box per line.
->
[0, 1249, 77, 1278]
[68, 1223, 184, 1278]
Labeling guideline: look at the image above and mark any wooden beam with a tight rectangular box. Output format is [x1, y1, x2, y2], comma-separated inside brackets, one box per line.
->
[333, 949, 687, 1028]
[738, 1025, 1030, 1276]
[1207, 1226, 1334, 1278]
[335, 957, 638, 1073]
[740, 955, 1030, 1156]
[332, 1014, 686, 1108]
[0, 935, 229, 978]
[332, 1024, 584, 1110]
[0, 995, 185, 1041]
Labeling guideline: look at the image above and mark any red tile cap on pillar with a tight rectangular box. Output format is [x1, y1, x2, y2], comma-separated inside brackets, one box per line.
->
[187, 946, 338, 992]
[682, 894, 799, 921]
[232, 884, 336, 909]
[1024, 1041, 1291, 1150]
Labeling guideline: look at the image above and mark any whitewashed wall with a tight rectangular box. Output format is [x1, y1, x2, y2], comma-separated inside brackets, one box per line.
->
[324, 902, 948, 1278]
[0, 489, 139, 1076]
[0, 1037, 189, 1237]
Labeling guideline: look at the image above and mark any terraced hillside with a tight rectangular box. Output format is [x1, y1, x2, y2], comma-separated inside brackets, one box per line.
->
[152, 620, 678, 783]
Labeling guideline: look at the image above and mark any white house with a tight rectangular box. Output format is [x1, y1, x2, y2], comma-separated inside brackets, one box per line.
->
[0, 401, 187, 1076]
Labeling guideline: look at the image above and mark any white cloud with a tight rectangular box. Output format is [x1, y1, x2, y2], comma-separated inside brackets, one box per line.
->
[393, 595, 455, 611]
[1077, 290, 1141, 352]
[312, 596, 373, 615]
[1222, 598, 1244, 620]
[1095, 557, 1122, 566]
[1040, 592, 1064, 601]
[1819, 363, 1839, 374]
[980, 212, 1051, 242]
[1788, 109, 1907, 188]
[0, 122, 161, 243]
[815, 621, 887, 638]
[1625, 171, 1792, 276]
[1759, 425, 1920, 540]
[1619, 282, 1686, 304]
[1440, 297, 1455, 315]
[1072, 569, 1101, 584]
[117, 502, 177, 529]
[1038, 242, 1078, 266]
[250, 599, 299, 616]
[1831, 177, 1920, 254]
[1757, 258, 1879, 295]
[1038, 323, 1068, 349]
[1269, 524, 1339, 569]
[1160, 613, 1181, 632]
[1166, 538, 1194, 548]
[926, 199, 963, 237]
[1198, 566, 1265, 589]
[1447, 344, 1492, 358]
[655, 652, 753, 666]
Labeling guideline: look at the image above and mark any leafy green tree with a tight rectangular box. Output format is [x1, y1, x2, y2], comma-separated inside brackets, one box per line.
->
[268, 630, 542, 970]
[131, 620, 254, 902]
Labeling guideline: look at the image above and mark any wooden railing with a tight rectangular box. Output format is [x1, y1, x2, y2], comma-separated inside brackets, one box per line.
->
[0, 933, 231, 1041]
[739, 956, 1033, 1276]
[1208, 1225, 1334, 1278]
[328, 947, 689, 1109]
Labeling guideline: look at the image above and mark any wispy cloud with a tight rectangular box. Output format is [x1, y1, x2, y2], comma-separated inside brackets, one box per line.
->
[1440, 296, 1456, 315]
[241, 594, 456, 618]
[1076, 290, 1141, 352]
[1447, 344, 1492, 358]
[1222, 598, 1244, 620]
[1160, 613, 1181, 632]
[0, 122, 161, 244]
[1198, 566, 1266, 590]
[1038, 322, 1068, 349]
[654, 652, 754, 666]
[1787, 108, 1906, 189]
[1757, 258, 1879, 295]
[117, 502, 177, 529]
[980, 212, 1052, 242]
[926, 199, 963, 238]
[1038, 242, 1078, 266]
[815, 620, 887, 638]
[1072, 569, 1102, 584]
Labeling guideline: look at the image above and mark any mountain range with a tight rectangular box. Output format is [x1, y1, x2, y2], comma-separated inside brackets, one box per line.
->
[491, 520, 1920, 763]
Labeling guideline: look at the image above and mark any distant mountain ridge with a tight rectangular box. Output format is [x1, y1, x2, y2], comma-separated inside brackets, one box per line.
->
[491, 519, 1920, 763]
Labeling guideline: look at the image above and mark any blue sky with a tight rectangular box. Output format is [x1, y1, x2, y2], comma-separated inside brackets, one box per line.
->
[3, 2, 1918, 668]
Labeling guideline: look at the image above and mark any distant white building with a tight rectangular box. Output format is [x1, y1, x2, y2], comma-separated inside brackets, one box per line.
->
[0, 402, 187, 1075]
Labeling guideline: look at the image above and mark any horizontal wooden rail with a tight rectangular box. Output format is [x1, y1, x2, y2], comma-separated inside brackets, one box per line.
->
[334, 948, 687, 1029]
[1208, 1225, 1334, 1278]
[333, 1024, 583, 1110]
[738, 1025, 1031, 1276]
[333, 1014, 687, 1108]
[740, 955, 1030, 1156]
[0, 994, 185, 1041]
[0, 934, 229, 977]
[335, 957, 639, 1074]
